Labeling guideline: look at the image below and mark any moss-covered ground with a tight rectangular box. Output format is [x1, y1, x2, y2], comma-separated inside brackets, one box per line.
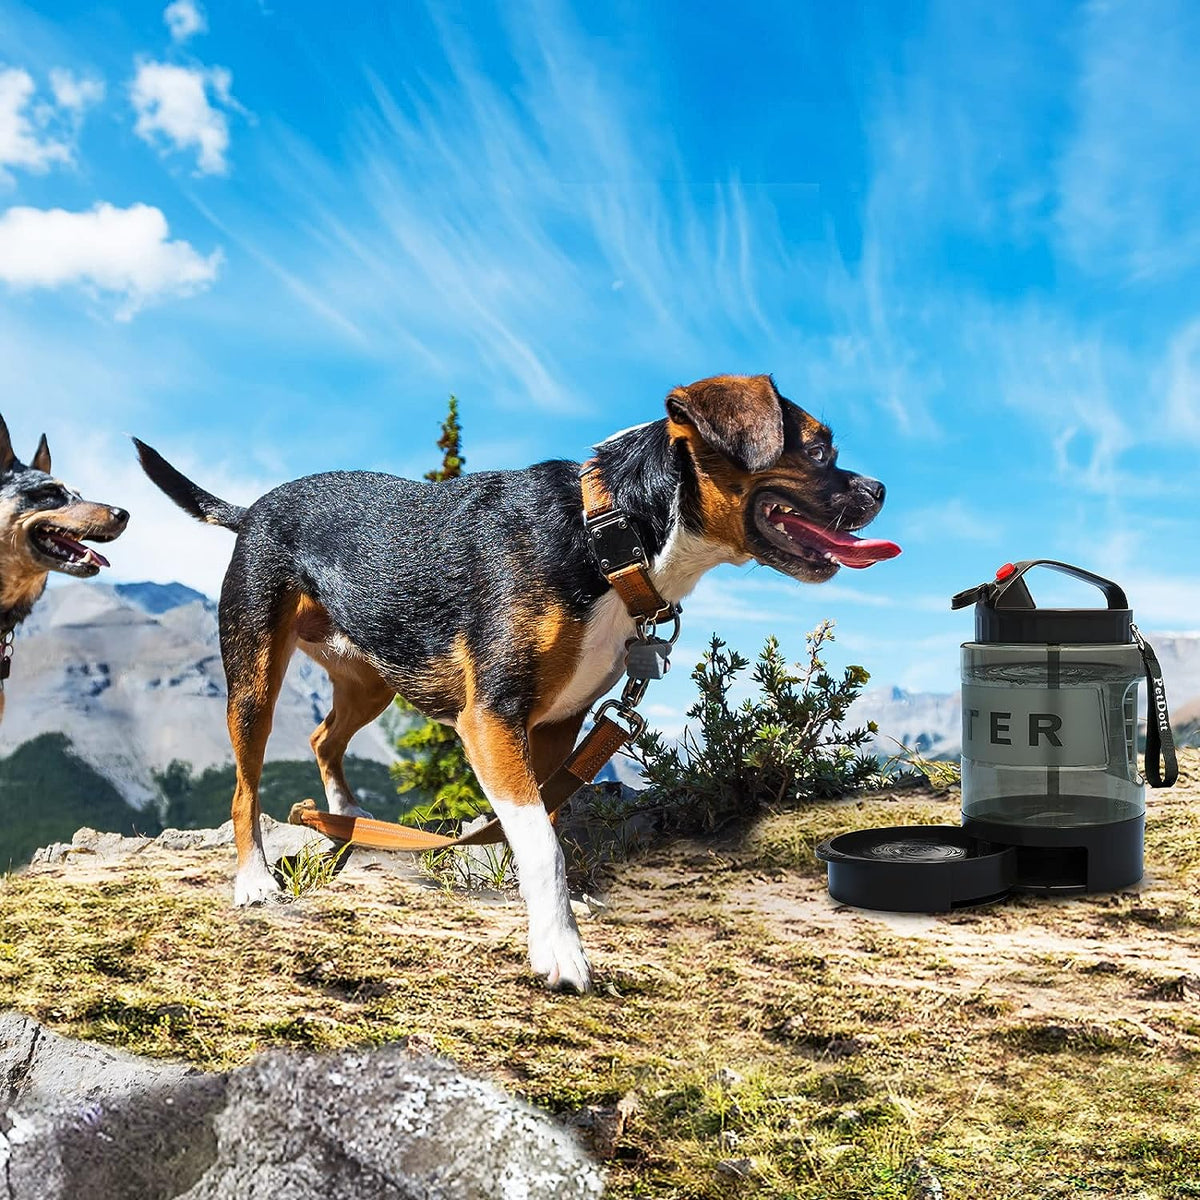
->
[3, 753, 1200, 1198]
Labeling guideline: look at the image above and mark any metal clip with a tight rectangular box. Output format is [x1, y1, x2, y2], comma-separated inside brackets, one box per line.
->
[594, 698, 647, 740]
[586, 510, 649, 574]
[635, 605, 682, 643]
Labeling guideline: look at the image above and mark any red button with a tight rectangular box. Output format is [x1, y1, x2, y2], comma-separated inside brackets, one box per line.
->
[995, 562, 1016, 580]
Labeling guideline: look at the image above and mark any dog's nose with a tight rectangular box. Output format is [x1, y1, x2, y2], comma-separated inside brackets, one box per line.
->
[855, 477, 886, 506]
[110, 507, 129, 526]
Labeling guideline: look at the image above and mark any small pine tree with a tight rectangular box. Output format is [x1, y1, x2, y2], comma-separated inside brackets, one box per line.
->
[392, 395, 485, 823]
[424, 395, 465, 482]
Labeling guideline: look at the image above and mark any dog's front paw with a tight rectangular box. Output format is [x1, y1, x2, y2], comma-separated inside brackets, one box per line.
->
[529, 927, 592, 994]
[233, 859, 283, 907]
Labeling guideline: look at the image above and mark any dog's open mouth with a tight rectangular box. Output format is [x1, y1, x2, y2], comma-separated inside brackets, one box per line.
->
[29, 524, 113, 572]
[753, 494, 901, 571]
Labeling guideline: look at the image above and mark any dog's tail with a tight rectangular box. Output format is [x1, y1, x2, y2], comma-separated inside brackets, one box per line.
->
[133, 438, 247, 532]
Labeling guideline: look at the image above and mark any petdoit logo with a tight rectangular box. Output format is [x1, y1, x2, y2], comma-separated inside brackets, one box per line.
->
[1153, 679, 1169, 724]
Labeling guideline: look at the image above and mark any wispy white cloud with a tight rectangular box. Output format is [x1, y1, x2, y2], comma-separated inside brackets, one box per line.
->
[163, 0, 207, 44]
[0, 202, 222, 318]
[1056, 0, 1200, 281]
[898, 498, 998, 547]
[685, 573, 900, 628]
[48, 67, 104, 113]
[251, 4, 903, 420]
[1161, 318, 1200, 443]
[0, 65, 71, 178]
[131, 59, 237, 175]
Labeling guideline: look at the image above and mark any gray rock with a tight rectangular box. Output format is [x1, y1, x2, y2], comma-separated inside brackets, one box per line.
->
[30, 815, 332, 871]
[1, 1013, 224, 1200]
[67, 826, 154, 864]
[0, 1013, 198, 1109]
[155, 824, 236, 852]
[258, 814, 337, 864]
[450, 815, 517, 890]
[27, 842, 72, 866]
[1, 1016, 604, 1200]
[180, 1045, 605, 1200]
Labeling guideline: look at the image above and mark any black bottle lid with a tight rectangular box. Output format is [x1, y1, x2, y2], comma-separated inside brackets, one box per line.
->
[950, 559, 1132, 645]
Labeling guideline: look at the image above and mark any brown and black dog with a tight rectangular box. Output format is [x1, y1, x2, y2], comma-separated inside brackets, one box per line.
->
[0, 415, 129, 725]
[135, 375, 899, 991]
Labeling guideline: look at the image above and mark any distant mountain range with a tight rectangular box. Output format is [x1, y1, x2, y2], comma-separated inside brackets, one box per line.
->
[2, 583, 396, 810]
[3, 582, 1197, 821]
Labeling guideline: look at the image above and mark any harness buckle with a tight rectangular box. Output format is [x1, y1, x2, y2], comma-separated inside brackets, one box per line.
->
[586, 510, 650, 575]
[594, 698, 647, 740]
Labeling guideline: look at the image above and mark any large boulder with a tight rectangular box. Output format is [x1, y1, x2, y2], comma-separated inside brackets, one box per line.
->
[0, 1015, 604, 1200]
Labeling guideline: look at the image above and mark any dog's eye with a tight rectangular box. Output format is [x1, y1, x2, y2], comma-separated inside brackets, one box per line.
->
[30, 486, 67, 507]
[806, 443, 831, 465]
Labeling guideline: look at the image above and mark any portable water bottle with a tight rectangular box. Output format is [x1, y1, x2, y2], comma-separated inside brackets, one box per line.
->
[952, 560, 1177, 892]
[816, 559, 1177, 911]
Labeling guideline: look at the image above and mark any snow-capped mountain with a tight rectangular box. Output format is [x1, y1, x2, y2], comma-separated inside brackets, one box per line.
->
[2, 583, 394, 809]
[852, 686, 963, 761]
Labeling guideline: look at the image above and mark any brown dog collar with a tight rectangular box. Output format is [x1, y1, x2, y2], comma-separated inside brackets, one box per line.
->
[579, 460, 673, 622]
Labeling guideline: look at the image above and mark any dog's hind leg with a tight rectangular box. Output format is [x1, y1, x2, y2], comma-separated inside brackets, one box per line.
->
[457, 705, 591, 993]
[223, 594, 299, 907]
[304, 649, 395, 818]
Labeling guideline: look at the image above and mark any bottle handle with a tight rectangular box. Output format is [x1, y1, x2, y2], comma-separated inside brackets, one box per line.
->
[951, 560, 1129, 612]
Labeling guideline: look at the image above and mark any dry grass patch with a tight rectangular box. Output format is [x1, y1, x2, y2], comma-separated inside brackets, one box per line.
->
[3, 754, 1200, 1197]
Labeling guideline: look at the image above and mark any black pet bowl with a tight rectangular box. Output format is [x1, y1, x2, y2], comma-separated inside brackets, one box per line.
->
[815, 825, 1017, 913]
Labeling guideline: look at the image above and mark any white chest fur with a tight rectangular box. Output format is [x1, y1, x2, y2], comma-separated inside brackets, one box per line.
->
[535, 523, 740, 727]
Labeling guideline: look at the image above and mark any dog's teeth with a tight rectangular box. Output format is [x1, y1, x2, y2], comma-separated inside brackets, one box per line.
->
[772, 522, 788, 534]
[779, 505, 793, 513]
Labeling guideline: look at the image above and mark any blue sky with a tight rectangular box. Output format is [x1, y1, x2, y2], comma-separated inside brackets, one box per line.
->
[2, 0, 1198, 728]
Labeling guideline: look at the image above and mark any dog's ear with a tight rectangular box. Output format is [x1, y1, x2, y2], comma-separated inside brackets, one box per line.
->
[31, 434, 51, 474]
[0, 414, 14, 476]
[665, 374, 784, 473]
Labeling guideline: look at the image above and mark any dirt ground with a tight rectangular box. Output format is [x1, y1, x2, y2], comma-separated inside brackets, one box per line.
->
[3, 754, 1200, 1198]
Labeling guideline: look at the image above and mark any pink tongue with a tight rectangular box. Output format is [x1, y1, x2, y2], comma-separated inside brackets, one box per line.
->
[50, 532, 110, 569]
[781, 515, 902, 569]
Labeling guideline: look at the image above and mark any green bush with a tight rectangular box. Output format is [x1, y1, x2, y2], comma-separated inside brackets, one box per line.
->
[629, 621, 884, 832]
[391, 718, 487, 823]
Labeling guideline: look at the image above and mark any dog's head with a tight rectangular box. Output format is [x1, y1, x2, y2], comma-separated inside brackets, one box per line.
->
[666, 374, 899, 582]
[0, 414, 129, 581]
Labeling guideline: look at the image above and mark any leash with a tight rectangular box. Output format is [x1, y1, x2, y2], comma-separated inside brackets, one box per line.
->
[289, 459, 679, 850]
